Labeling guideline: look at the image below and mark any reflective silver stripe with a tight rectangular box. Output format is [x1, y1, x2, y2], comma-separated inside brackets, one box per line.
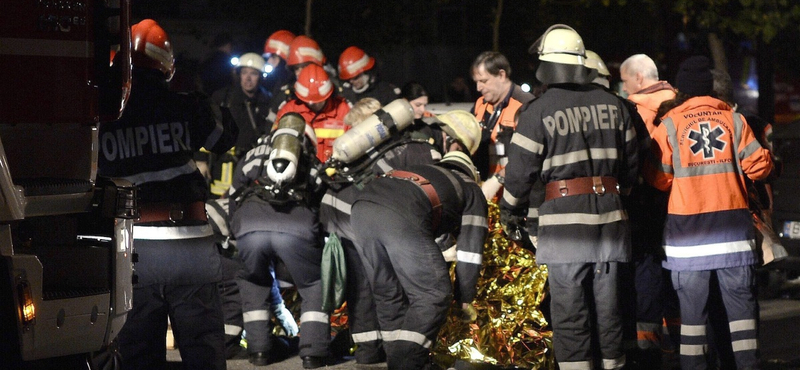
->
[430, 149, 442, 160]
[243, 310, 269, 323]
[729, 319, 756, 333]
[203, 122, 225, 150]
[557, 360, 592, 370]
[489, 142, 505, 156]
[664, 240, 754, 259]
[731, 339, 758, 352]
[224, 323, 243, 336]
[502, 190, 523, 206]
[496, 156, 509, 166]
[462, 215, 487, 228]
[351, 330, 382, 343]
[375, 158, 393, 174]
[602, 356, 626, 370]
[321, 193, 352, 215]
[680, 343, 707, 356]
[543, 148, 618, 171]
[300, 311, 329, 324]
[380, 329, 432, 348]
[510, 133, 545, 155]
[527, 207, 539, 218]
[539, 210, 627, 226]
[133, 224, 214, 240]
[123, 160, 198, 185]
[456, 250, 482, 265]
[681, 324, 706, 336]
[664, 117, 682, 169]
[659, 162, 674, 175]
[738, 140, 763, 160]
[625, 126, 637, 142]
[0, 38, 92, 58]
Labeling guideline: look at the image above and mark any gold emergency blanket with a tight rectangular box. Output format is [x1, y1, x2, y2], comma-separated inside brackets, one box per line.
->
[433, 202, 554, 369]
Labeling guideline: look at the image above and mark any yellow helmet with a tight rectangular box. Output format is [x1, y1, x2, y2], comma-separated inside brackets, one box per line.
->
[437, 110, 481, 155]
[531, 24, 586, 66]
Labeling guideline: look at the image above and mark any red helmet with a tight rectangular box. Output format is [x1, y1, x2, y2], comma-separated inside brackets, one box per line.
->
[263, 30, 296, 60]
[294, 64, 333, 104]
[131, 19, 175, 79]
[338, 46, 375, 80]
[286, 35, 326, 68]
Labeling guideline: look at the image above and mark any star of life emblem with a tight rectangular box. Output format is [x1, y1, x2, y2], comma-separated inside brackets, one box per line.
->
[688, 121, 726, 159]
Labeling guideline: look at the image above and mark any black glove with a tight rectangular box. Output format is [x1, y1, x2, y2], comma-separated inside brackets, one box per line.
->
[500, 207, 526, 241]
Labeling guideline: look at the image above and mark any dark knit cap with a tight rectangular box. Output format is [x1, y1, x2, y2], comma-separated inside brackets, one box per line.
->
[675, 56, 714, 97]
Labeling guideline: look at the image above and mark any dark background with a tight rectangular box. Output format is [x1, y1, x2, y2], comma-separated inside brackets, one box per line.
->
[131, 0, 800, 123]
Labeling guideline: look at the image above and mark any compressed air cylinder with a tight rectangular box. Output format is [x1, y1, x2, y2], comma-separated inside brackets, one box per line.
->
[330, 98, 414, 163]
[266, 113, 306, 184]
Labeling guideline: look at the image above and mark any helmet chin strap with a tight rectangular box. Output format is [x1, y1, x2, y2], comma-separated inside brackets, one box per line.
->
[352, 80, 370, 94]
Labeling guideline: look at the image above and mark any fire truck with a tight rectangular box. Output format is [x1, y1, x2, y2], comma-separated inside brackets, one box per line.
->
[0, 0, 136, 368]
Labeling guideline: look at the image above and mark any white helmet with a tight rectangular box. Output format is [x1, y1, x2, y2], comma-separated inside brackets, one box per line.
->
[584, 50, 610, 77]
[531, 24, 586, 66]
[237, 52, 267, 74]
[439, 151, 479, 182]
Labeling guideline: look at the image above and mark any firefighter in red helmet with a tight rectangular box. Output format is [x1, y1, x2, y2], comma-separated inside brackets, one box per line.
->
[261, 30, 296, 94]
[277, 63, 349, 162]
[338, 46, 399, 106]
[99, 19, 237, 370]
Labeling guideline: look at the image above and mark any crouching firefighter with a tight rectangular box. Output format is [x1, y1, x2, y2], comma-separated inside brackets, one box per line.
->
[320, 100, 470, 365]
[350, 149, 488, 370]
[228, 113, 332, 368]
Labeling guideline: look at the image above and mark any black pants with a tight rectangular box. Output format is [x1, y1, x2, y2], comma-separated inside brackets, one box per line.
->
[118, 283, 226, 370]
[352, 202, 451, 370]
[548, 262, 625, 370]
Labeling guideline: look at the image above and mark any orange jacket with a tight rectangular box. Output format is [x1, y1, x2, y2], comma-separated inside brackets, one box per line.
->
[277, 96, 350, 162]
[472, 85, 531, 176]
[627, 81, 676, 135]
[646, 96, 773, 270]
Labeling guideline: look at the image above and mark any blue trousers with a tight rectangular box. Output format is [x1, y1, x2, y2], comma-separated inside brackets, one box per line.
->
[671, 266, 759, 370]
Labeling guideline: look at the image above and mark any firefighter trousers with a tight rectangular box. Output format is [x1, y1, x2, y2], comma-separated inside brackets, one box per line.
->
[237, 230, 330, 358]
[671, 266, 759, 370]
[548, 262, 625, 370]
[118, 282, 226, 370]
[351, 202, 451, 370]
[342, 237, 385, 364]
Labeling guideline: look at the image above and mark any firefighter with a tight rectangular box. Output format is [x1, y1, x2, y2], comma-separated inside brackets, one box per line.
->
[277, 63, 350, 162]
[645, 55, 772, 370]
[269, 35, 333, 116]
[470, 51, 535, 200]
[338, 46, 400, 106]
[228, 113, 330, 368]
[348, 132, 486, 370]
[262, 30, 296, 93]
[98, 19, 238, 370]
[320, 105, 480, 365]
[500, 24, 639, 369]
[200, 52, 273, 198]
